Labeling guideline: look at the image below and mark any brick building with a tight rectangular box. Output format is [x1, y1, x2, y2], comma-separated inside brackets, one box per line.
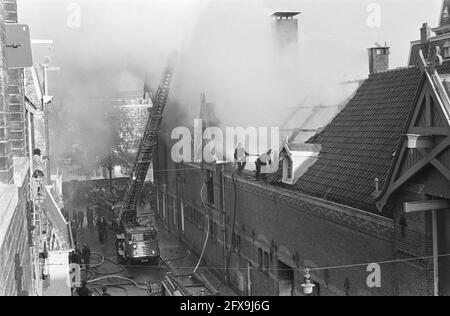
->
[152, 7, 450, 296]
[0, 0, 73, 296]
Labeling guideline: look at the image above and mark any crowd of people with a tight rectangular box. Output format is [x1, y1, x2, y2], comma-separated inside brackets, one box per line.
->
[65, 207, 112, 245]
[63, 178, 128, 209]
[63, 178, 153, 296]
[64, 180, 129, 297]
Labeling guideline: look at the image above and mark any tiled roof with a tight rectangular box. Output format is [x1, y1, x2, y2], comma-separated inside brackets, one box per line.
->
[270, 66, 424, 213]
[437, 59, 450, 74]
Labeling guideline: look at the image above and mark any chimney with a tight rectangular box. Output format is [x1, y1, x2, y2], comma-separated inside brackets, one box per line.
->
[421, 22, 431, 44]
[420, 22, 431, 58]
[368, 44, 390, 74]
[272, 12, 301, 48]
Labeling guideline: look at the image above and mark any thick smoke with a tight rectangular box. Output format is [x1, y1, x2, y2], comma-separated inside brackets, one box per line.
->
[18, 0, 443, 168]
[19, 0, 201, 170]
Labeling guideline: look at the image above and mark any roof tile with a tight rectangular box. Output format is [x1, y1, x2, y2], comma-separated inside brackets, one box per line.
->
[270, 67, 423, 213]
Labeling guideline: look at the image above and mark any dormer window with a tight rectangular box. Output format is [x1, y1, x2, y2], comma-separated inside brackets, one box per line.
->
[287, 159, 293, 180]
[280, 143, 322, 185]
[443, 41, 450, 59]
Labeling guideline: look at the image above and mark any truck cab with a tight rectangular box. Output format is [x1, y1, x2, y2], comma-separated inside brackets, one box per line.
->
[116, 225, 159, 265]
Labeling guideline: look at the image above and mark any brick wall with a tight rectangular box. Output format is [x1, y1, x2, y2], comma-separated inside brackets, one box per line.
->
[8, 68, 26, 156]
[5, 0, 26, 157]
[154, 133, 434, 296]
[0, 184, 33, 296]
[0, 2, 12, 183]
[387, 182, 439, 296]
[0, 0, 41, 296]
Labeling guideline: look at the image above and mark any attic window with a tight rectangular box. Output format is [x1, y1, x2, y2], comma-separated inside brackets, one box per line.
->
[287, 160, 293, 180]
[281, 143, 322, 185]
[443, 41, 450, 58]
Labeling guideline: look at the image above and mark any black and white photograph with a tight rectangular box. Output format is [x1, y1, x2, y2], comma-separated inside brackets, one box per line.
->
[0, 0, 449, 300]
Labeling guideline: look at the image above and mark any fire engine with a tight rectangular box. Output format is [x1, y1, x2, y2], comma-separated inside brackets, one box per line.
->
[115, 53, 176, 265]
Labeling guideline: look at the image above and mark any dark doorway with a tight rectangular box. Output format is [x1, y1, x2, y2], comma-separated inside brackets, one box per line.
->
[277, 260, 294, 296]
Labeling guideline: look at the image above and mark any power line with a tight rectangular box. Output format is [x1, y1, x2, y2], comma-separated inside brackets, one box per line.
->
[47, 252, 450, 272]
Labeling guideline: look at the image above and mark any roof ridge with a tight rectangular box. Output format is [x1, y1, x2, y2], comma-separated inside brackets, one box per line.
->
[370, 65, 417, 76]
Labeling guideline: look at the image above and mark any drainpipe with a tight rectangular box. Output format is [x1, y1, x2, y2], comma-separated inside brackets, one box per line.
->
[221, 164, 228, 284]
[432, 210, 439, 296]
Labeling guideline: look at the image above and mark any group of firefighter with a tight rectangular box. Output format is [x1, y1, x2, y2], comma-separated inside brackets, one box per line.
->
[67, 208, 109, 244]
[234, 143, 273, 180]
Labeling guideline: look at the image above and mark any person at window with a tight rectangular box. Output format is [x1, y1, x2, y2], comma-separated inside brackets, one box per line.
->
[255, 149, 272, 180]
[234, 143, 250, 175]
[32, 148, 48, 177]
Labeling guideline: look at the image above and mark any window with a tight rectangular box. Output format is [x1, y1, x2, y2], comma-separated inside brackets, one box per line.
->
[444, 47, 450, 59]
[232, 233, 236, 252]
[287, 160, 293, 180]
[194, 210, 199, 227]
[173, 199, 177, 226]
[206, 170, 214, 205]
[199, 212, 203, 229]
[283, 157, 294, 184]
[263, 251, 270, 273]
[236, 235, 241, 254]
[131, 231, 156, 241]
[258, 249, 263, 270]
[209, 219, 214, 239]
[232, 233, 241, 254]
[162, 194, 166, 219]
[156, 189, 160, 215]
[181, 203, 185, 232]
[375, 48, 385, 55]
[444, 41, 450, 59]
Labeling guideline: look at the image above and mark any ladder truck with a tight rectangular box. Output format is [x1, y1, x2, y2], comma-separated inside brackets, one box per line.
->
[115, 53, 176, 264]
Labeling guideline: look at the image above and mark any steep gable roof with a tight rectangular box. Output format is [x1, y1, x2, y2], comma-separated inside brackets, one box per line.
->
[271, 66, 424, 214]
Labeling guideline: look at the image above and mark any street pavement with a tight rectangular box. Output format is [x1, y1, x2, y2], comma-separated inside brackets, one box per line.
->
[74, 222, 238, 296]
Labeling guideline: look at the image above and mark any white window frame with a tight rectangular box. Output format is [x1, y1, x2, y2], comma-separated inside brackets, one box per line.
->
[444, 47, 450, 59]
[162, 194, 166, 219]
[156, 188, 160, 214]
[180, 203, 185, 232]
[173, 199, 177, 226]
[282, 156, 295, 185]
[287, 159, 293, 180]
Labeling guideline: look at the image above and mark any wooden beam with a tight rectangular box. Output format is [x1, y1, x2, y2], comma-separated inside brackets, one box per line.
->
[426, 93, 432, 128]
[409, 127, 450, 135]
[391, 137, 450, 193]
[431, 158, 450, 181]
[404, 200, 450, 213]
